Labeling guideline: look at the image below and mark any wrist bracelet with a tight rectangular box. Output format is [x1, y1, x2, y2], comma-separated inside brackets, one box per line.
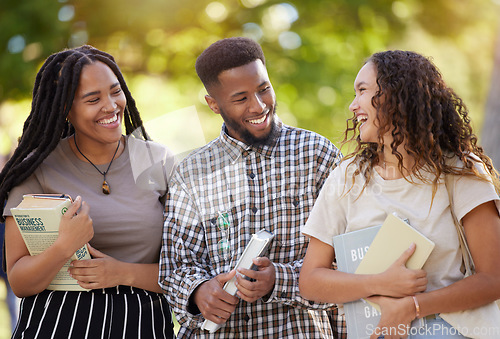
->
[412, 295, 420, 318]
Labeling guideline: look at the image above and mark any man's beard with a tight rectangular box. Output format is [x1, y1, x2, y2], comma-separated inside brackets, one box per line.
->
[220, 105, 278, 146]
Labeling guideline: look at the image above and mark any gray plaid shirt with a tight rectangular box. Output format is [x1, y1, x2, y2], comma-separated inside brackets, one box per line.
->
[160, 120, 345, 338]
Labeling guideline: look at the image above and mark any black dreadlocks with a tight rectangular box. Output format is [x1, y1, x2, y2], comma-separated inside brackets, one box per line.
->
[0, 45, 149, 220]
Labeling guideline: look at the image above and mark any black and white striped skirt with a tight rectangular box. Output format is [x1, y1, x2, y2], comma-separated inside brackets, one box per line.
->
[12, 286, 174, 339]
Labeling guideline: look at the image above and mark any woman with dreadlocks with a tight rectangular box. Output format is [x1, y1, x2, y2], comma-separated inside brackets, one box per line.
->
[0, 45, 176, 338]
[299, 50, 500, 338]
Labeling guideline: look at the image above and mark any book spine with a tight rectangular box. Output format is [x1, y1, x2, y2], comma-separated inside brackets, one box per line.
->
[333, 235, 346, 271]
[201, 319, 221, 333]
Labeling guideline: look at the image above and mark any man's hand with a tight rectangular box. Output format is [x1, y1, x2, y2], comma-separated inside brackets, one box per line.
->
[235, 257, 276, 303]
[193, 270, 239, 324]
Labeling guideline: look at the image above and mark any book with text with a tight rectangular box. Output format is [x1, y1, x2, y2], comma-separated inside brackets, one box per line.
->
[201, 229, 275, 333]
[10, 194, 91, 291]
[333, 214, 435, 338]
[333, 224, 382, 339]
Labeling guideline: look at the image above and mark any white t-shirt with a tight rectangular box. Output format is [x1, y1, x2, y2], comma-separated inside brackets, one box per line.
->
[302, 157, 500, 292]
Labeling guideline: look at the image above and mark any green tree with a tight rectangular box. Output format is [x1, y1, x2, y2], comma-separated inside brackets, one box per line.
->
[1, 0, 498, 148]
[0, 0, 72, 101]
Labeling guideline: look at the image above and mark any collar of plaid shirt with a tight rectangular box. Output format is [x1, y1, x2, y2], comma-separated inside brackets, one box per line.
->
[220, 118, 283, 163]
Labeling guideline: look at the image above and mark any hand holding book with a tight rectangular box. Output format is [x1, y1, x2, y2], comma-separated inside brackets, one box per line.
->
[201, 229, 274, 333]
[233, 256, 276, 303]
[354, 214, 434, 312]
[365, 294, 416, 337]
[332, 213, 434, 338]
[191, 270, 239, 326]
[11, 194, 93, 291]
[372, 243, 427, 298]
[56, 196, 94, 259]
[69, 244, 134, 290]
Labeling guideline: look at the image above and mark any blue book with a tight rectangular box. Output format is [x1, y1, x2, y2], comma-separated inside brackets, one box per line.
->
[333, 215, 435, 338]
[333, 225, 382, 339]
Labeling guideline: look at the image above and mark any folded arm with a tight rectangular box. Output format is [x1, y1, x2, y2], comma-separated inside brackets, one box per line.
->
[299, 237, 427, 304]
[69, 244, 163, 292]
[369, 201, 500, 338]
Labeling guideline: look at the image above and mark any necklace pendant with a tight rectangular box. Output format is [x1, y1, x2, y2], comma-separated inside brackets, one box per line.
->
[102, 180, 110, 195]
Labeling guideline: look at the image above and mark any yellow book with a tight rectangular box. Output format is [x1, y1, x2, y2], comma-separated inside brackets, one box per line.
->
[355, 213, 435, 311]
[10, 194, 91, 291]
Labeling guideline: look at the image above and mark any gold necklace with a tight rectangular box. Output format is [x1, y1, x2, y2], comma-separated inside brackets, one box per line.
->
[74, 136, 121, 195]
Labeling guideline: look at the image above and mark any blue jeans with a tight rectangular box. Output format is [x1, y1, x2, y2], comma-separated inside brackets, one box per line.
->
[408, 315, 470, 339]
[377, 316, 471, 339]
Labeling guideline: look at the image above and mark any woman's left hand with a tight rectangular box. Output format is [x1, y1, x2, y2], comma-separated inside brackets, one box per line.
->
[367, 295, 416, 339]
[68, 244, 123, 289]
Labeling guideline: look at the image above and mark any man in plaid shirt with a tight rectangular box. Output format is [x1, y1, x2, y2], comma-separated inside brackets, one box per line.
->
[159, 37, 346, 338]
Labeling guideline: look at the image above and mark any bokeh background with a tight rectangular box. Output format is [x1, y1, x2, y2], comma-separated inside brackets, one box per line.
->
[1, 0, 500, 337]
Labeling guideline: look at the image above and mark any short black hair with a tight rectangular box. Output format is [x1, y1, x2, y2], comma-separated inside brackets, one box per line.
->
[195, 37, 265, 90]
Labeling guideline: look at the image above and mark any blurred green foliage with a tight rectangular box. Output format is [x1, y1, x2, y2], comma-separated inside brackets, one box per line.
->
[0, 0, 71, 100]
[0, 1, 499, 335]
[0, 0, 498, 152]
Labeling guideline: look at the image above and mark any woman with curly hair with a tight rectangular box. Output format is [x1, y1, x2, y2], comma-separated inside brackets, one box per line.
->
[1, 45, 176, 338]
[299, 50, 500, 338]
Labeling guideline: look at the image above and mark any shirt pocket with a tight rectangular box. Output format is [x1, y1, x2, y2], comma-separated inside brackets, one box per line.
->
[203, 210, 238, 274]
[270, 191, 315, 261]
